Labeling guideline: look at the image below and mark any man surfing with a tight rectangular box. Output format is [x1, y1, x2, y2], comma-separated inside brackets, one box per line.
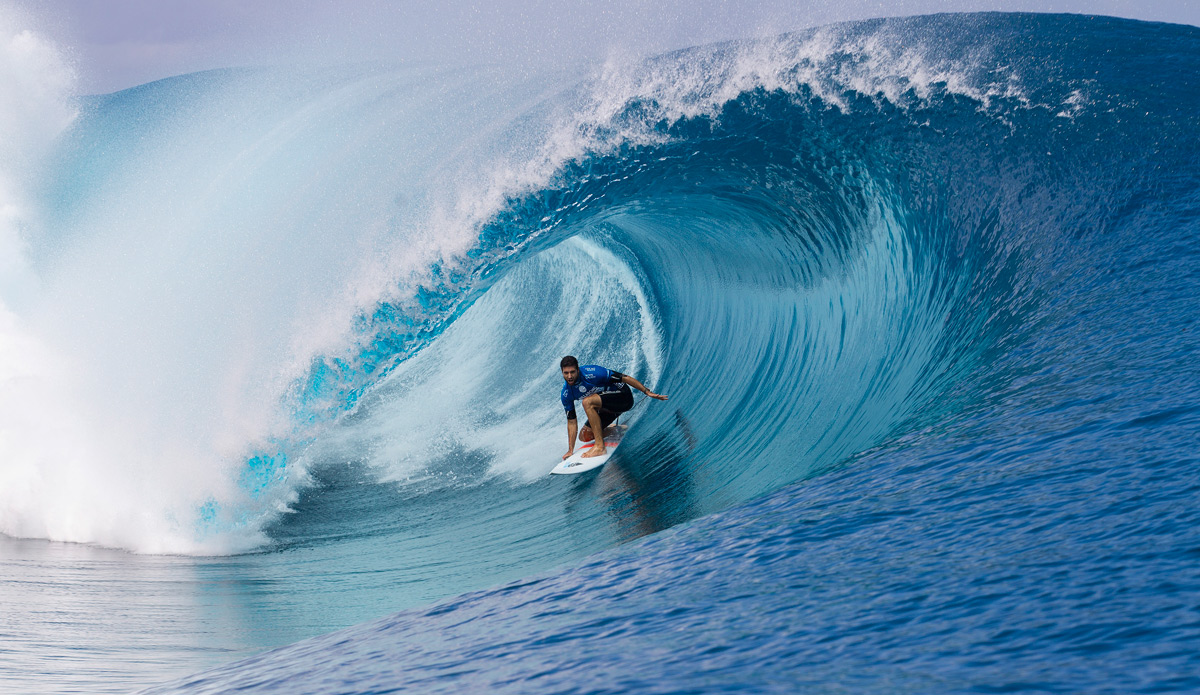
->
[559, 355, 668, 460]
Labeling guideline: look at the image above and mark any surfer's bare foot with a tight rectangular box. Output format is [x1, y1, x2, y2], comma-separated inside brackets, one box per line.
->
[581, 444, 607, 458]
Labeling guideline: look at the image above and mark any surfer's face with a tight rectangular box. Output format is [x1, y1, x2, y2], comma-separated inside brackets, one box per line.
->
[562, 365, 580, 385]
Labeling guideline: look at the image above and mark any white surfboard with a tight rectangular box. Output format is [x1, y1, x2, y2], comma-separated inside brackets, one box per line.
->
[550, 425, 626, 475]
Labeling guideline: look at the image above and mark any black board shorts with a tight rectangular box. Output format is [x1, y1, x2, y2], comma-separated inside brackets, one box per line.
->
[595, 384, 634, 429]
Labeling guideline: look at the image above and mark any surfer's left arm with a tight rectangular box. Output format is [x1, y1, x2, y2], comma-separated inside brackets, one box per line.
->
[618, 374, 668, 401]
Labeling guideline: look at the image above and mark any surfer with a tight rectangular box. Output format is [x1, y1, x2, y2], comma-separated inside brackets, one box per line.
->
[560, 355, 668, 460]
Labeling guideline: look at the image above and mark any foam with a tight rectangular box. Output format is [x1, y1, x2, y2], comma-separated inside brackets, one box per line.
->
[0, 13, 235, 553]
[0, 5, 74, 301]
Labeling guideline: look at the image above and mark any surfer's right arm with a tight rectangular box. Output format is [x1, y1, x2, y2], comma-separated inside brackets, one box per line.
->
[563, 389, 579, 459]
[564, 416, 578, 460]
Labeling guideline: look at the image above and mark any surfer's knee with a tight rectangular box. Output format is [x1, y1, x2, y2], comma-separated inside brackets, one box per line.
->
[582, 394, 602, 410]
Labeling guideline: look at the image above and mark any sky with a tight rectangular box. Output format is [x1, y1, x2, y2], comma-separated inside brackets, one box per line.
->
[13, 0, 1200, 94]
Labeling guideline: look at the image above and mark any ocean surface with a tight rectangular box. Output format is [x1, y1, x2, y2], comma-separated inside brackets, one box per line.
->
[1, 11, 1198, 694]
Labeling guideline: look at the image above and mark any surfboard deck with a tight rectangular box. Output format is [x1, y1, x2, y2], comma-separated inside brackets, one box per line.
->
[550, 425, 626, 475]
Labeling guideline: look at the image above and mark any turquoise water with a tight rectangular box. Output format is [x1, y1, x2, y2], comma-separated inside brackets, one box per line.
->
[2, 13, 1198, 694]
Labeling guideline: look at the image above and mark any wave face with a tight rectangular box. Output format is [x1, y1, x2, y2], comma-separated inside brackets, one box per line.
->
[3, 11, 1200, 695]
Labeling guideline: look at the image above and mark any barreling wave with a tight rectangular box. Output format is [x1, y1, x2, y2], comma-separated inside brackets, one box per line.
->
[6, 11, 1200, 694]
[2, 12, 1188, 563]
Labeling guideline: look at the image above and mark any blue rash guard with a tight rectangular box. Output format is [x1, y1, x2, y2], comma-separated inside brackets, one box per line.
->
[561, 365, 627, 421]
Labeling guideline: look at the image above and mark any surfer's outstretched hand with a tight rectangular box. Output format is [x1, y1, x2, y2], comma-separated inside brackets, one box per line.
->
[647, 392, 669, 401]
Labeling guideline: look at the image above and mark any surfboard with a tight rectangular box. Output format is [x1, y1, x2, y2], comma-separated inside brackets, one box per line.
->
[550, 425, 626, 475]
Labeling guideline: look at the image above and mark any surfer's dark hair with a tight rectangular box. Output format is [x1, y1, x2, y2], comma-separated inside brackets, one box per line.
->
[560, 355, 579, 369]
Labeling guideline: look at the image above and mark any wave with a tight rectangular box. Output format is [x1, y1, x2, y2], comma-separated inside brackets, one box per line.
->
[0, 12, 1190, 562]
[3, 10, 1200, 693]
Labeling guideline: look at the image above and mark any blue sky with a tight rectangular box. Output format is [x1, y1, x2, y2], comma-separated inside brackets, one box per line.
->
[20, 0, 1200, 93]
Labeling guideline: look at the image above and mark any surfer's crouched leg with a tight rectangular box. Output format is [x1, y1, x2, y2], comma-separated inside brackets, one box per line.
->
[581, 386, 633, 450]
[581, 395, 609, 458]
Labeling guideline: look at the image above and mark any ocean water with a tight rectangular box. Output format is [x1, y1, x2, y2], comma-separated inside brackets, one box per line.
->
[1, 11, 1199, 694]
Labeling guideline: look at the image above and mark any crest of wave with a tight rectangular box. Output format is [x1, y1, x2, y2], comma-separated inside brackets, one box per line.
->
[463, 20, 1032, 249]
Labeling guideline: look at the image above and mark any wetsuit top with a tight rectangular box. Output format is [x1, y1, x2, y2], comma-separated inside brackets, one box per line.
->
[561, 365, 626, 421]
